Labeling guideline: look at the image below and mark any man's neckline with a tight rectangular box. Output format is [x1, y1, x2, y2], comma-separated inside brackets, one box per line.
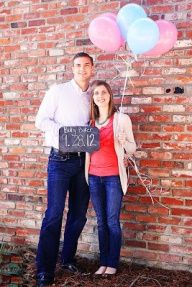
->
[71, 79, 89, 93]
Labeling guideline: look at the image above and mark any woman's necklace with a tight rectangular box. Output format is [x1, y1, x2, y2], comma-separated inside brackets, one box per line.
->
[96, 116, 109, 125]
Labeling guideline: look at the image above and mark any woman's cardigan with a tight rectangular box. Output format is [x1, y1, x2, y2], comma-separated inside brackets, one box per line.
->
[85, 112, 137, 194]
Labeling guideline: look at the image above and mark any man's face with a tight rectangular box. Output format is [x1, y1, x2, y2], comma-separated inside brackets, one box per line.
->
[72, 56, 93, 83]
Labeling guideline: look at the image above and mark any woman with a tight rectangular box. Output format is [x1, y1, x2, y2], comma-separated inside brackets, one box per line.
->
[85, 80, 136, 276]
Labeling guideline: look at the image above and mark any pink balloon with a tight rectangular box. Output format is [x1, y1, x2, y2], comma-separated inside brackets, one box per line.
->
[98, 13, 125, 47]
[88, 16, 122, 52]
[144, 20, 178, 56]
[99, 12, 117, 21]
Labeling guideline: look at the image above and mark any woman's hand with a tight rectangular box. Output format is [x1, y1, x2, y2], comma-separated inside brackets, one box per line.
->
[117, 130, 126, 146]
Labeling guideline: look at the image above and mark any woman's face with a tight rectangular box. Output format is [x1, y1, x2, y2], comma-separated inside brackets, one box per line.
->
[93, 85, 110, 108]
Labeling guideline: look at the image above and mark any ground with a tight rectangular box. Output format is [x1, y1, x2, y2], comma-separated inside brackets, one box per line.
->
[22, 248, 192, 287]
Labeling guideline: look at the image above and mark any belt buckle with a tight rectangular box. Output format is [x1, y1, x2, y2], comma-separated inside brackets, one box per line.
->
[60, 151, 69, 160]
[77, 152, 80, 157]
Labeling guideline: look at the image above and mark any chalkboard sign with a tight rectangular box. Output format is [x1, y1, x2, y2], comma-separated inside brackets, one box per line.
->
[59, 126, 100, 153]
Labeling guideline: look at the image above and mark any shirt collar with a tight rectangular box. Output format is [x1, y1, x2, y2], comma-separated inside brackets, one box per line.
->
[71, 79, 89, 94]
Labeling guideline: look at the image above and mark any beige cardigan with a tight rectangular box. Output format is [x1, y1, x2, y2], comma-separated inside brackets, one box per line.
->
[85, 112, 137, 194]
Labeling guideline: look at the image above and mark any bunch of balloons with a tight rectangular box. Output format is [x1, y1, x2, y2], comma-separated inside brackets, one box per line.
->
[88, 3, 178, 56]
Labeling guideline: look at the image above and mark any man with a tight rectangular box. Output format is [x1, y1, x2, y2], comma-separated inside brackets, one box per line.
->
[35, 52, 94, 287]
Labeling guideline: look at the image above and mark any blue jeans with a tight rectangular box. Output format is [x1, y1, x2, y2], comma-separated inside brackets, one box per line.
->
[36, 149, 90, 275]
[88, 175, 123, 268]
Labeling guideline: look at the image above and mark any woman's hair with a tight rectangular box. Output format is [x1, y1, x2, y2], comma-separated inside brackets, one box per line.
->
[90, 80, 117, 121]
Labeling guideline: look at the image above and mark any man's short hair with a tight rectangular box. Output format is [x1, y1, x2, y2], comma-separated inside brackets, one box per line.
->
[73, 52, 93, 66]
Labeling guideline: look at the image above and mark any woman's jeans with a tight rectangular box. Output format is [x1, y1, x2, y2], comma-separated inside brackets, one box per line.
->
[88, 175, 123, 268]
[36, 149, 90, 276]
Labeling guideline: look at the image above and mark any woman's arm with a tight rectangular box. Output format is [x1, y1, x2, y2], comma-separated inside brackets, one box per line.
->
[117, 114, 136, 155]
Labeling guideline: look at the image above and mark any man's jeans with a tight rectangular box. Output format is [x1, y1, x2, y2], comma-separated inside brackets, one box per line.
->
[36, 149, 90, 275]
[88, 175, 123, 268]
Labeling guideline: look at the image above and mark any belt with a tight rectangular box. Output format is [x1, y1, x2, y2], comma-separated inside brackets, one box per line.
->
[51, 147, 84, 158]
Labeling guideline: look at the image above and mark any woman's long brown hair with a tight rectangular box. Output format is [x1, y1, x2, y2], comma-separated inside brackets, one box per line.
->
[90, 80, 117, 122]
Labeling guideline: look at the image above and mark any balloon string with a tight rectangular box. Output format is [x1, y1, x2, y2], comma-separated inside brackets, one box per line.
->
[116, 63, 129, 133]
[112, 55, 168, 210]
[126, 155, 170, 210]
[114, 54, 134, 131]
[120, 63, 129, 112]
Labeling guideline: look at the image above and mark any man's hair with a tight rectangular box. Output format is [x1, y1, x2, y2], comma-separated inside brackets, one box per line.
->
[73, 52, 93, 66]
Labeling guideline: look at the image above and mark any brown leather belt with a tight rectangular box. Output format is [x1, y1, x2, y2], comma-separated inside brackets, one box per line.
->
[51, 147, 84, 158]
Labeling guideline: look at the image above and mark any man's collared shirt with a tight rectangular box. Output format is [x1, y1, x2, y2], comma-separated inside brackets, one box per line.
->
[35, 79, 90, 149]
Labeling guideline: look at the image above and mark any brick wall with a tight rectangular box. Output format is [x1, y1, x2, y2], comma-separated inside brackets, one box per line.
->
[0, 0, 192, 271]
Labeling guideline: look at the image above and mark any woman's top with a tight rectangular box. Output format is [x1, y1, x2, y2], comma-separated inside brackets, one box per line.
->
[89, 116, 119, 176]
[85, 112, 137, 194]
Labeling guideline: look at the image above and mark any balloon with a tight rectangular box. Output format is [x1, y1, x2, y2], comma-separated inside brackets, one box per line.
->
[144, 20, 178, 56]
[117, 3, 147, 40]
[88, 16, 122, 52]
[127, 18, 160, 55]
[98, 13, 125, 47]
[99, 12, 117, 21]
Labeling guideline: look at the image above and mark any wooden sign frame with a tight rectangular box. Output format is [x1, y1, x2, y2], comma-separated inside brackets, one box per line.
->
[59, 126, 100, 153]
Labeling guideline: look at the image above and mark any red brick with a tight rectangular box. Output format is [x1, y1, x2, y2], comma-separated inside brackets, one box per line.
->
[136, 215, 157, 223]
[120, 248, 133, 257]
[123, 222, 146, 231]
[161, 197, 184, 206]
[8, 210, 25, 217]
[29, 19, 45, 26]
[139, 124, 161, 132]
[139, 196, 159, 204]
[148, 206, 169, 215]
[148, 243, 169, 252]
[21, 27, 38, 34]
[61, 8, 78, 15]
[172, 208, 192, 217]
[162, 125, 185, 132]
[186, 180, 192, 187]
[150, 5, 174, 13]
[134, 250, 157, 261]
[120, 213, 135, 221]
[172, 226, 192, 236]
[147, 225, 167, 233]
[140, 160, 161, 168]
[142, 233, 159, 241]
[128, 185, 146, 194]
[174, 153, 192, 160]
[12, 131, 29, 138]
[125, 240, 146, 248]
[148, 169, 170, 177]
[150, 151, 172, 160]
[125, 204, 147, 213]
[28, 180, 44, 187]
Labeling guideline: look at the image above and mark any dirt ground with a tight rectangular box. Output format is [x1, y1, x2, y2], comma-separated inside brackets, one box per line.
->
[23, 248, 192, 287]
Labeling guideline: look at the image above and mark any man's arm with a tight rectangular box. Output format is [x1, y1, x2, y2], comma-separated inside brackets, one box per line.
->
[35, 85, 62, 136]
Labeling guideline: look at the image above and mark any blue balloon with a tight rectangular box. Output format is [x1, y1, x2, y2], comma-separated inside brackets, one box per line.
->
[127, 18, 160, 55]
[117, 4, 147, 40]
